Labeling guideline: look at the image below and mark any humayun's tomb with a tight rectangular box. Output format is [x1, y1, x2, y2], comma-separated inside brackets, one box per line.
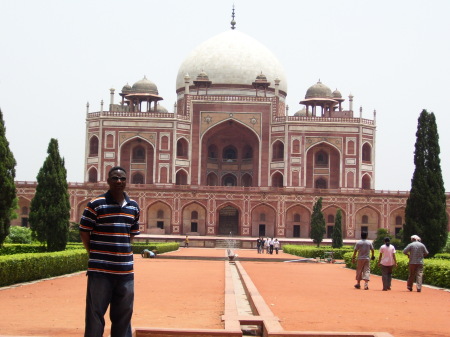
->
[13, 17, 450, 242]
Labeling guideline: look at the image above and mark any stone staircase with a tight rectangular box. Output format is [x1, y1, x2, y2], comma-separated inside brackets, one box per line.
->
[215, 239, 242, 249]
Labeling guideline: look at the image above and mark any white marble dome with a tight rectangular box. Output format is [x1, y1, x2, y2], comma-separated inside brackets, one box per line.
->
[176, 30, 287, 94]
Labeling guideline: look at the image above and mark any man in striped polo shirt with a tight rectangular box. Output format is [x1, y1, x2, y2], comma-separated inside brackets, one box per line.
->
[80, 166, 140, 337]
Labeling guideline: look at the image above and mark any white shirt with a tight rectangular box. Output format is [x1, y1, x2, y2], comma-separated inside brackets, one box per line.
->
[379, 244, 396, 266]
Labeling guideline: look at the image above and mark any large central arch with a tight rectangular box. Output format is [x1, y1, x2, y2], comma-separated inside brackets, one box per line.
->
[200, 119, 260, 187]
[218, 205, 239, 235]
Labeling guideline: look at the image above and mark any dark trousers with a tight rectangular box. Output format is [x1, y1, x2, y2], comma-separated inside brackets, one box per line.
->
[381, 265, 393, 290]
[85, 273, 134, 337]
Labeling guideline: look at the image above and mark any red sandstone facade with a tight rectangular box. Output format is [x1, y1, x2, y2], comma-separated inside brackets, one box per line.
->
[13, 88, 450, 239]
[13, 29, 450, 239]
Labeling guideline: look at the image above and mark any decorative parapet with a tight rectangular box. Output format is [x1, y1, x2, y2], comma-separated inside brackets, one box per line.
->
[275, 115, 375, 125]
[86, 111, 189, 120]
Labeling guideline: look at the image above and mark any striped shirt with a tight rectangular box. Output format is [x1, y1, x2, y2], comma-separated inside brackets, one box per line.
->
[79, 191, 140, 277]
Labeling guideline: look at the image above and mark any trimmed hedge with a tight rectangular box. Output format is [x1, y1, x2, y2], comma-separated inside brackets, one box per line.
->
[434, 253, 450, 260]
[132, 242, 179, 254]
[0, 243, 85, 255]
[282, 244, 353, 260]
[343, 252, 450, 289]
[1, 242, 179, 256]
[0, 249, 88, 287]
[0, 242, 179, 288]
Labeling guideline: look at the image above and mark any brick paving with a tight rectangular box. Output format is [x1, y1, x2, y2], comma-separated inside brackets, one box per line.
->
[0, 248, 449, 337]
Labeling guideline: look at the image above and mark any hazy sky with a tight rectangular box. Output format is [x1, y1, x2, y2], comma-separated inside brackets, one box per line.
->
[1, 0, 449, 191]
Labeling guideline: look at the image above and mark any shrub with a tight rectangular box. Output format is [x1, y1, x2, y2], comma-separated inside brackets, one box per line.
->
[0, 244, 47, 255]
[443, 233, 450, 253]
[0, 242, 178, 287]
[390, 238, 405, 250]
[67, 222, 82, 243]
[434, 253, 450, 260]
[4, 226, 33, 244]
[132, 242, 179, 254]
[282, 244, 353, 260]
[372, 228, 390, 249]
[0, 249, 88, 287]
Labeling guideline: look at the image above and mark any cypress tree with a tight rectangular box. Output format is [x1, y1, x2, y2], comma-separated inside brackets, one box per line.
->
[404, 110, 448, 256]
[332, 209, 343, 248]
[310, 197, 326, 247]
[29, 138, 70, 251]
[0, 109, 17, 247]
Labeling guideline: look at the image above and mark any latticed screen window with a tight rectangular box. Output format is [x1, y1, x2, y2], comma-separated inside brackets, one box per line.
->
[315, 150, 328, 166]
[132, 146, 145, 162]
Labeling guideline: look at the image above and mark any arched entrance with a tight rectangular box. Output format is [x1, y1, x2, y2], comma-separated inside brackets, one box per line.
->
[119, 137, 154, 184]
[218, 206, 239, 235]
[201, 120, 260, 187]
[306, 143, 341, 189]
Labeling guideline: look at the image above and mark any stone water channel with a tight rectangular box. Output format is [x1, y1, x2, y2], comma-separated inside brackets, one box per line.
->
[226, 234, 265, 336]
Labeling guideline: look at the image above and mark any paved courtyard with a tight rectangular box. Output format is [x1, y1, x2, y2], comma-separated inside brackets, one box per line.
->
[0, 248, 449, 336]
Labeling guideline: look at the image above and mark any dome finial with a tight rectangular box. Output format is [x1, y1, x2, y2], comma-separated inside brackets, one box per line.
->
[231, 5, 236, 30]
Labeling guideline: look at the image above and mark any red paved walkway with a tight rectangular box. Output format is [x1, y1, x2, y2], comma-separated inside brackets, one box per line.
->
[0, 248, 449, 337]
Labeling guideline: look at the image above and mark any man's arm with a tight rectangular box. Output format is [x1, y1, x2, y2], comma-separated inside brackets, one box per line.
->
[351, 249, 357, 262]
[423, 244, 429, 257]
[80, 231, 91, 253]
[377, 252, 383, 265]
[403, 245, 410, 258]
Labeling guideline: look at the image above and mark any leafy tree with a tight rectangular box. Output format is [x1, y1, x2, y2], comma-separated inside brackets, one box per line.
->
[0, 108, 17, 247]
[444, 233, 450, 253]
[68, 222, 82, 242]
[5, 226, 33, 244]
[373, 228, 391, 249]
[404, 110, 448, 256]
[332, 209, 343, 248]
[29, 138, 70, 251]
[310, 197, 326, 247]
[9, 197, 19, 221]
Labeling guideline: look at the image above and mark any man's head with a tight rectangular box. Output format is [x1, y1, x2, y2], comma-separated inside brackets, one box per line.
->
[411, 235, 421, 242]
[361, 232, 368, 240]
[107, 166, 127, 193]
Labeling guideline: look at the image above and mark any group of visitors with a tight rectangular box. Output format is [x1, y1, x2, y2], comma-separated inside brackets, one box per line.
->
[352, 232, 429, 292]
[256, 237, 280, 254]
